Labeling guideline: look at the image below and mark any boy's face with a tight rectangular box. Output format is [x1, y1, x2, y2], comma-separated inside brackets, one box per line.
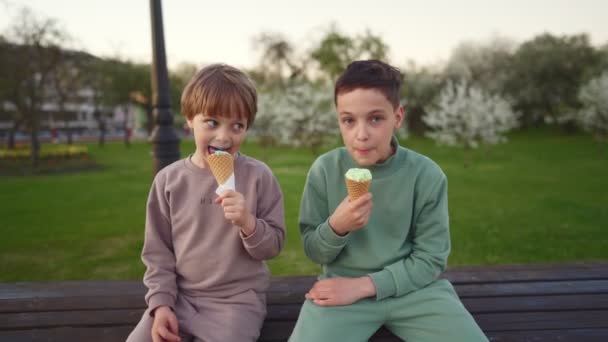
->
[336, 88, 404, 166]
[187, 113, 248, 166]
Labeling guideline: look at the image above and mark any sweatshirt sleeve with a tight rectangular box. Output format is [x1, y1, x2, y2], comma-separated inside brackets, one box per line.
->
[368, 175, 451, 300]
[299, 164, 349, 265]
[141, 173, 178, 312]
[241, 166, 286, 260]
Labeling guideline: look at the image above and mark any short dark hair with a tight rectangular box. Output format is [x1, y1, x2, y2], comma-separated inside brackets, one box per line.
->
[334, 60, 402, 109]
[181, 64, 257, 128]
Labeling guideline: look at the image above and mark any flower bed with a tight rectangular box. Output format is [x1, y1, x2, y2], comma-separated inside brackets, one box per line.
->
[0, 145, 98, 175]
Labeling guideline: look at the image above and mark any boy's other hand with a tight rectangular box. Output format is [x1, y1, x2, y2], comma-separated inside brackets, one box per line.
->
[151, 305, 180, 342]
[328, 193, 373, 235]
[215, 190, 256, 235]
[305, 276, 376, 306]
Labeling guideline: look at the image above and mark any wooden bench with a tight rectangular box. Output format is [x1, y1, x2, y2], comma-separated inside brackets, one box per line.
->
[1, 262, 607, 341]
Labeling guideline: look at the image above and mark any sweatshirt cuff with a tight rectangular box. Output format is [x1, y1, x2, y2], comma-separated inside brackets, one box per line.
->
[318, 220, 349, 247]
[147, 293, 175, 314]
[369, 269, 397, 301]
[240, 219, 265, 247]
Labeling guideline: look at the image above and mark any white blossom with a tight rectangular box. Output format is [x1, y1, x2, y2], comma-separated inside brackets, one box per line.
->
[255, 81, 337, 152]
[445, 36, 516, 95]
[424, 80, 519, 148]
[576, 71, 608, 141]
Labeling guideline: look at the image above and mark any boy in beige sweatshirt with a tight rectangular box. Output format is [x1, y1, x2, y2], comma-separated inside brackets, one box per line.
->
[127, 64, 286, 342]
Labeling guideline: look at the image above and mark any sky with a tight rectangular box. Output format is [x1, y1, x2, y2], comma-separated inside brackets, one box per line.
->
[1, 0, 607, 70]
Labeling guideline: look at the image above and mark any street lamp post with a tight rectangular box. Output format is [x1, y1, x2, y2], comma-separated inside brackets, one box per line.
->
[149, 0, 180, 174]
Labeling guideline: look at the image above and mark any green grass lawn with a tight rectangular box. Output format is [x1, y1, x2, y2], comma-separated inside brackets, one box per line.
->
[1, 128, 607, 281]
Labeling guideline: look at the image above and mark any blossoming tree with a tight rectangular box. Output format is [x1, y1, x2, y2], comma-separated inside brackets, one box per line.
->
[256, 81, 337, 155]
[424, 80, 519, 152]
[577, 71, 608, 147]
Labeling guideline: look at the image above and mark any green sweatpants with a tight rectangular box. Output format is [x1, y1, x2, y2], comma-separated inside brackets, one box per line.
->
[289, 279, 488, 342]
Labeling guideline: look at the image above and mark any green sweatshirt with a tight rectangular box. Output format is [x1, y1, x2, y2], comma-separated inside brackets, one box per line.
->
[299, 139, 450, 301]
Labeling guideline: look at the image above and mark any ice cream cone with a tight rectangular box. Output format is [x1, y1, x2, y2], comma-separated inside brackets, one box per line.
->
[344, 168, 372, 200]
[345, 178, 371, 200]
[207, 152, 233, 185]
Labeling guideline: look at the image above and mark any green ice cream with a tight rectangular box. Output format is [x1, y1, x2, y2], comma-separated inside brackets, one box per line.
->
[213, 150, 229, 155]
[345, 168, 372, 182]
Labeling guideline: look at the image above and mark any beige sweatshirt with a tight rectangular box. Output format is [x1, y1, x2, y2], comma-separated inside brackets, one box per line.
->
[141, 153, 286, 312]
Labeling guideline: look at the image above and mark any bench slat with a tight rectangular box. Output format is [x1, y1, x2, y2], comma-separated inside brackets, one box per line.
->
[0, 281, 144, 299]
[3, 306, 607, 332]
[445, 266, 608, 284]
[4, 282, 608, 314]
[0, 309, 143, 330]
[486, 328, 608, 342]
[3, 262, 606, 299]
[456, 279, 608, 297]
[0, 295, 145, 313]
[463, 293, 608, 312]
[2, 279, 608, 312]
[476, 310, 608, 331]
[267, 279, 608, 304]
[445, 262, 608, 272]
[3, 326, 607, 342]
[266, 293, 608, 319]
[0, 326, 134, 342]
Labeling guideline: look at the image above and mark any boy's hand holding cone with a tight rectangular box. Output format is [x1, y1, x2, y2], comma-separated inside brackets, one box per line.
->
[208, 151, 255, 234]
[328, 168, 373, 236]
[207, 151, 235, 195]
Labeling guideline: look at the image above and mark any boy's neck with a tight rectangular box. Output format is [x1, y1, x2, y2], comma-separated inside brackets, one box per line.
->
[376, 138, 397, 164]
[191, 153, 207, 169]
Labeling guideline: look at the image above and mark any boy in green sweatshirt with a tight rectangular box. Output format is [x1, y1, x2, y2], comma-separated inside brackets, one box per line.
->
[289, 60, 487, 342]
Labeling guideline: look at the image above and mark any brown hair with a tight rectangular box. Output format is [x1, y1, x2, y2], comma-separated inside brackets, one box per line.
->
[181, 63, 257, 127]
[334, 59, 402, 109]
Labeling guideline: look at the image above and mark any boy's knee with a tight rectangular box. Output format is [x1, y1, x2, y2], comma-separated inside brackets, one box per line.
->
[290, 300, 382, 341]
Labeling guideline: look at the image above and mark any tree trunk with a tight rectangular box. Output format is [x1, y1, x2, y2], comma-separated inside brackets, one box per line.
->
[95, 110, 106, 147]
[64, 120, 73, 145]
[124, 133, 130, 147]
[7, 132, 14, 149]
[98, 123, 106, 147]
[560, 120, 579, 134]
[67, 127, 73, 145]
[406, 106, 428, 136]
[8, 120, 21, 150]
[124, 121, 131, 148]
[30, 120, 40, 168]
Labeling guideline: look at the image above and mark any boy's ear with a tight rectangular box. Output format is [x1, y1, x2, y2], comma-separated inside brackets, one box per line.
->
[394, 105, 405, 129]
[186, 117, 194, 129]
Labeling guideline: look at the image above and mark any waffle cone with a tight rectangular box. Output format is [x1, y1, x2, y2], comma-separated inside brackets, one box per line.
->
[207, 153, 233, 185]
[345, 178, 370, 200]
